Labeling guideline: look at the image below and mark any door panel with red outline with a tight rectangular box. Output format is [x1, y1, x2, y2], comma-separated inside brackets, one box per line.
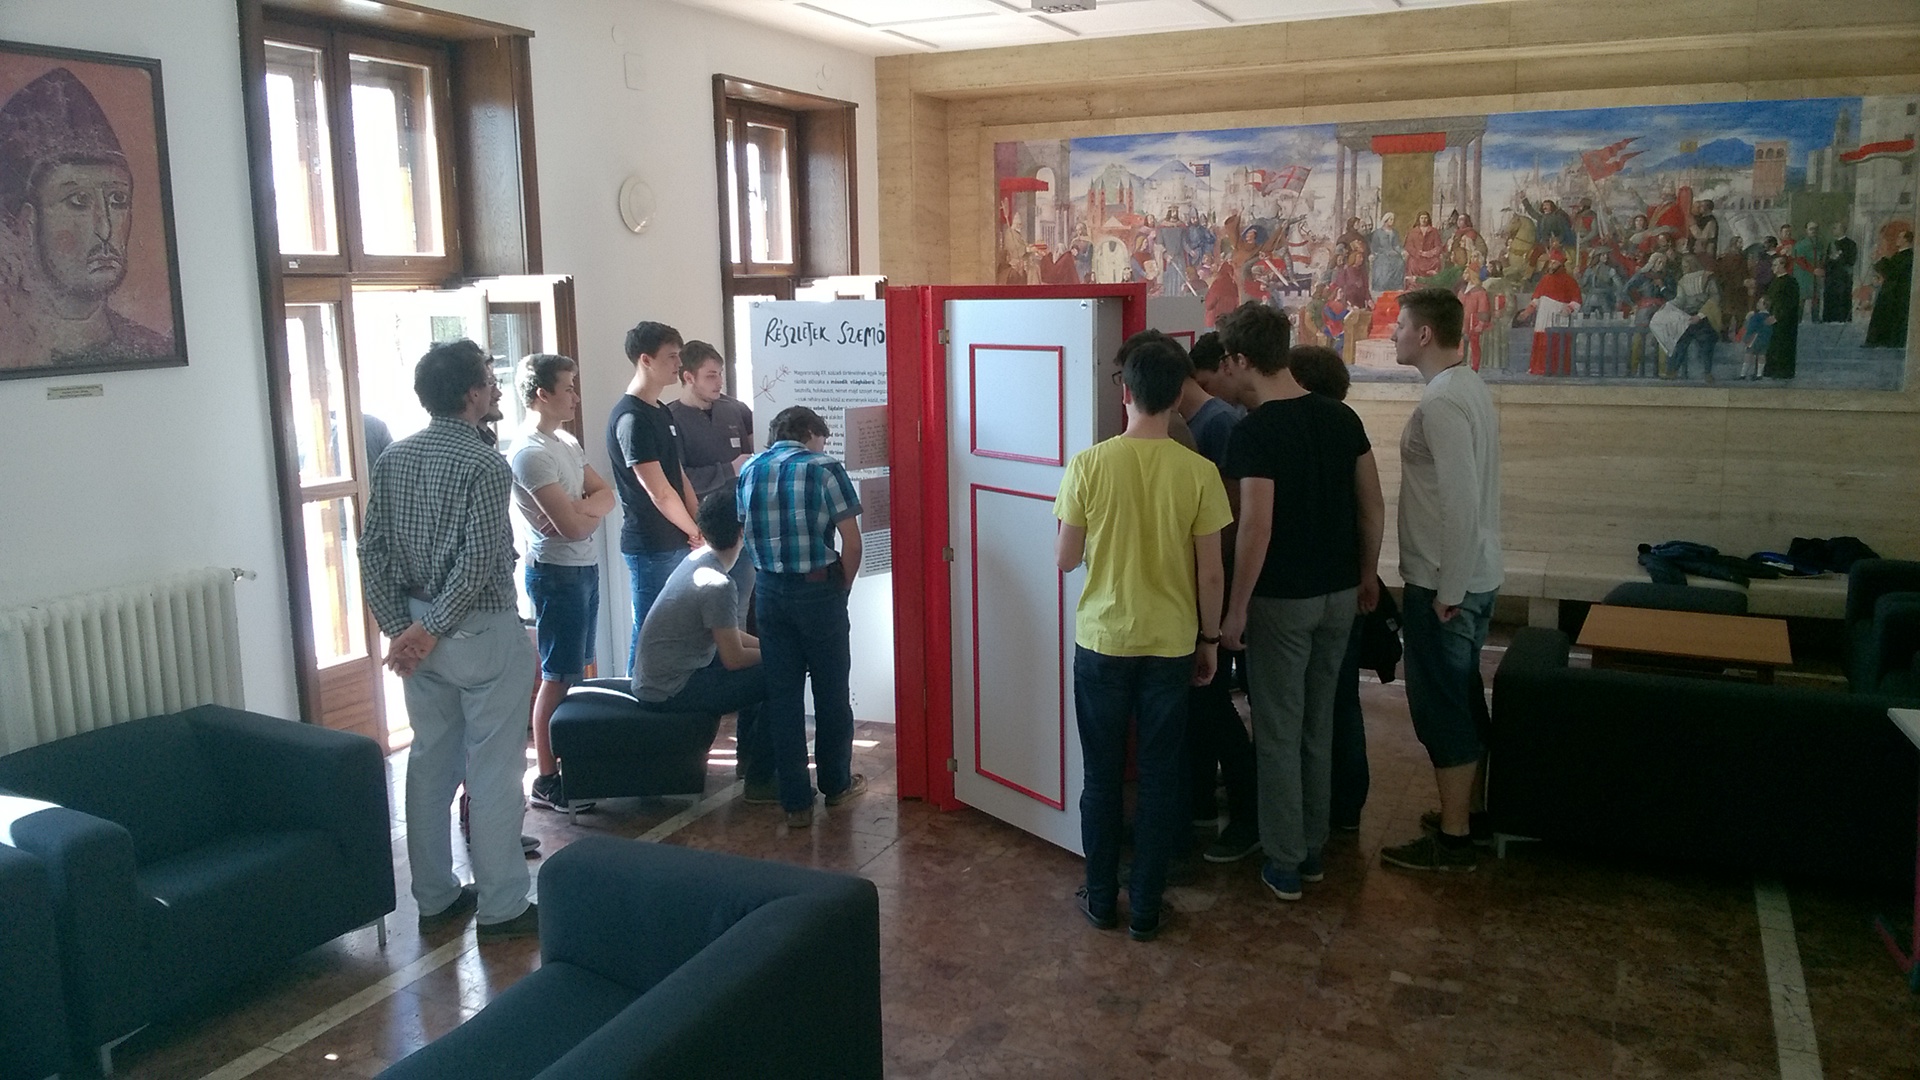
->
[946, 297, 1122, 853]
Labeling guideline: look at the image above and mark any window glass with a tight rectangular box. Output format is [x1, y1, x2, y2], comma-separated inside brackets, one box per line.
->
[264, 41, 338, 255]
[743, 120, 792, 264]
[303, 497, 368, 664]
[349, 53, 445, 256]
[285, 302, 351, 485]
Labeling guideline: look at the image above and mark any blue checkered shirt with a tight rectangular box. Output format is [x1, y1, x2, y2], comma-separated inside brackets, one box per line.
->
[359, 417, 519, 639]
[736, 441, 862, 574]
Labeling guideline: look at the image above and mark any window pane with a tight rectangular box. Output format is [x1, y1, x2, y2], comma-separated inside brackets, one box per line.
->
[487, 302, 540, 436]
[285, 302, 352, 485]
[349, 53, 445, 256]
[264, 42, 339, 255]
[303, 497, 368, 665]
[351, 285, 485, 444]
[744, 121, 792, 264]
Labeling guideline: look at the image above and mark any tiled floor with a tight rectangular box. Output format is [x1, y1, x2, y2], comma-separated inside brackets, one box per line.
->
[109, 644, 1919, 1079]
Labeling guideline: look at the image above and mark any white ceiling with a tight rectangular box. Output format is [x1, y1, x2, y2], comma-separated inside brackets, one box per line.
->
[664, 0, 1514, 55]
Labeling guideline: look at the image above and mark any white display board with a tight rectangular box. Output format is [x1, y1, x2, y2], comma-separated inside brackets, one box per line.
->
[744, 299, 894, 724]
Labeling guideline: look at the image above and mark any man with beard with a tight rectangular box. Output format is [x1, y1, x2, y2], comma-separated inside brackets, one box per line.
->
[0, 67, 173, 369]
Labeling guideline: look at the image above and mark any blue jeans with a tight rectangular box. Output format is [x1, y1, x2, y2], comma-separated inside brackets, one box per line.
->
[1330, 615, 1368, 829]
[1401, 584, 1497, 769]
[526, 562, 598, 681]
[1185, 649, 1254, 826]
[645, 659, 770, 786]
[1074, 647, 1191, 922]
[624, 548, 689, 675]
[757, 568, 854, 812]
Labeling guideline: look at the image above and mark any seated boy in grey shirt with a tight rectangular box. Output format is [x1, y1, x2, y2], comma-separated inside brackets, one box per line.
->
[631, 491, 773, 799]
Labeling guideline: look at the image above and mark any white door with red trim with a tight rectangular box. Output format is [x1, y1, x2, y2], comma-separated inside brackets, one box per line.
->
[946, 297, 1123, 853]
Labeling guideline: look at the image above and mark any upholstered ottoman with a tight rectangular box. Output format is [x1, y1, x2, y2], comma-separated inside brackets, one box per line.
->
[548, 680, 722, 812]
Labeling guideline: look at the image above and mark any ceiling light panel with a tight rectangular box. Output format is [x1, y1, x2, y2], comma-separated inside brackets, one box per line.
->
[800, 0, 1008, 25]
[1035, 0, 1217, 33]
[898, 14, 1081, 47]
[1209, 0, 1381, 19]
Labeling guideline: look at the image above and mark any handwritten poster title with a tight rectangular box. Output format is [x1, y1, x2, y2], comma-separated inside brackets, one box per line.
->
[761, 317, 886, 350]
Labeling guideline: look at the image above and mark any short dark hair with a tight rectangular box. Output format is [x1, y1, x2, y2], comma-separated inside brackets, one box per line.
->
[696, 489, 743, 551]
[1121, 337, 1187, 415]
[414, 339, 490, 417]
[1112, 329, 1194, 376]
[623, 321, 682, 362]
[1218, 301, 1292, 374]
[769, 405, 830, 445]
[1397, 287, 1464, 349]
[1288, 346, 1350, 401]
[517, 353, 576, 407]
[680, 340, 723, 380]
[1189, 330, 1226, 373]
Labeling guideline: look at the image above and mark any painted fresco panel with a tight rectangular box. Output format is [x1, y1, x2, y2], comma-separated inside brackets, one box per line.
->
[992, 97, 1918, 389]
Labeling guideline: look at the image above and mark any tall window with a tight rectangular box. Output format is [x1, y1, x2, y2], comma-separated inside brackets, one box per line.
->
[244, 2, 563, 745]
[713, 77, 859, 387]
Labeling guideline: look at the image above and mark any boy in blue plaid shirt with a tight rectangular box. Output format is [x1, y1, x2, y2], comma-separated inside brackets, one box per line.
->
[736, 406, 866, 824]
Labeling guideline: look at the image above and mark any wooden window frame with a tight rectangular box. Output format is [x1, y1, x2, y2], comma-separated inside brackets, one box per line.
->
[713, 75, 859, 393]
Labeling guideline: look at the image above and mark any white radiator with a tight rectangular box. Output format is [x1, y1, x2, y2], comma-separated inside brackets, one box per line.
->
[0, 568, 245, 754]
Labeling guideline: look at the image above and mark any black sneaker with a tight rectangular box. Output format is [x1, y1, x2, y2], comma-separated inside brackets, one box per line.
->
[742, 780, 780, 805]
[1129, 907, 1173, 942]
[1075, 886, 1117, 930]
[1381, 833, 1478, 873]
[417, 884, 477, 932]
[1418, 810, 1494, 847]
[1202, 821, 1262, 863]
[530, 773, 594, 813]
[477, 902, 540, 941]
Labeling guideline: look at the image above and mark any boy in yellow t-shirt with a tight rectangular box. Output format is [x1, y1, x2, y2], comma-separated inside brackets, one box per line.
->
[1055, 333, 1231, 942]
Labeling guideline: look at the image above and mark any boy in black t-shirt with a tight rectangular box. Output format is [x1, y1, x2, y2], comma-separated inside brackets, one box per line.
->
[606, 320, 703, 675]
[1216, 304, 1385, 903]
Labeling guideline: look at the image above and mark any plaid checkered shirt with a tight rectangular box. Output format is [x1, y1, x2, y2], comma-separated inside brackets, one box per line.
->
[736, 441, 863, 574]
[359, 416, 520, 639]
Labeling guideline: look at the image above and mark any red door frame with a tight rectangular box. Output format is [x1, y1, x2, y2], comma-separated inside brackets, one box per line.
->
[886, 283, 1148, 810]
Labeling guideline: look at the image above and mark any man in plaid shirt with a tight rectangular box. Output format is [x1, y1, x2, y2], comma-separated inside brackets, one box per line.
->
[736, 406, 866, 825]
[360, 339, 539, 941]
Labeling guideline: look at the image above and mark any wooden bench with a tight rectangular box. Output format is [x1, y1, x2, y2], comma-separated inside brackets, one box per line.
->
[1377, 548, 1848, 626]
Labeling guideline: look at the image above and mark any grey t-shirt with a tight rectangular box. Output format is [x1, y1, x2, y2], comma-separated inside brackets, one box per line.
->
[633, 548, 740, 701]
[509, 429, 597, 566]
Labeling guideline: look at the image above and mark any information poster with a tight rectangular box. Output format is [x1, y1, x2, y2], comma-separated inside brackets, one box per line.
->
[745, 299, 894, 723]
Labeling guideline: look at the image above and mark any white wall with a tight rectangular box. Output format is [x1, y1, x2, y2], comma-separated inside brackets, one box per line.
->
[0, 0, 300, 717]
[0, 0, 879, 715]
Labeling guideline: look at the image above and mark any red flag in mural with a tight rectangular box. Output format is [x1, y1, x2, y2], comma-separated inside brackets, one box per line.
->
[1271, 165, 1310, 192]
[1581, 136, 1643, 181]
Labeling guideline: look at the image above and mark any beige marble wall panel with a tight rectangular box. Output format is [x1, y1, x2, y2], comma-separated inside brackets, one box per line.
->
[1527, 0, 1759, 48]
[1755, 0, 1920, 32]
[1717, 409, 1920, 557]
[1285, 2, 1514, 62]
[1514, 47, 1754, 96]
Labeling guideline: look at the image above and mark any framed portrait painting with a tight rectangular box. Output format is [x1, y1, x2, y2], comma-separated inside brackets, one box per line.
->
[0, 40, 187, 379]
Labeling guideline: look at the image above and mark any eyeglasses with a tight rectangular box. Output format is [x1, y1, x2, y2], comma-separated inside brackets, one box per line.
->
[1109, 369, 1122, 385]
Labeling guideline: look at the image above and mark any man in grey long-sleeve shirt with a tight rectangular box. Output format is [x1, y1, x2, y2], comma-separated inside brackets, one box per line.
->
[360, 339, 539, 940]
[1379, 288, 1504, 874]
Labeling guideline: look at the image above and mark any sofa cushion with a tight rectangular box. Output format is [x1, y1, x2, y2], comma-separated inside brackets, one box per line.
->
[0, 715, 224, 865]
[379, 961, 639, 1080]
[138, 829, 350, 1011]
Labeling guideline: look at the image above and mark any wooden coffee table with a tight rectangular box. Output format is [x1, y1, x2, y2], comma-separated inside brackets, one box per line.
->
[1576, 604, 1794, 683]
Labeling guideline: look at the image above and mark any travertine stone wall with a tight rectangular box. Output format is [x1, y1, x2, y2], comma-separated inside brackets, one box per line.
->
[879, 0, 1920, 561]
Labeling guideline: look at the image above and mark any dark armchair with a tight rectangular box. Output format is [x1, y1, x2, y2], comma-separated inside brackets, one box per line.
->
[0, 705, 395, 1072]
[379, 836, 883, 1080]
[1846, 558, 1920, 697]
[0, 842, 69, 1080]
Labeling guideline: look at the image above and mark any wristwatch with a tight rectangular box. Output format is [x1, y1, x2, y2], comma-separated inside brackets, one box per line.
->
[1198, 631, 1222, 645]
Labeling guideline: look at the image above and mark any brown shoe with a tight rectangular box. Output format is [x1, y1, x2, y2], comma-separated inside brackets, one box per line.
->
[824, 773, 868, 807]
[477, 902, 540, 941]
[417, 884, 477, 932]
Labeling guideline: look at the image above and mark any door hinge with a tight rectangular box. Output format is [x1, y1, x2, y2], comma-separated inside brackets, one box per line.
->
[941, 546, 955, 562]
[946, 757, 958, 773]
[937, 329, 950, 345]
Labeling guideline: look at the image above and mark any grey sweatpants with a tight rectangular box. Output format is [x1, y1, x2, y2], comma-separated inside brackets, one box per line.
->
[1245, 588, 1358, 870]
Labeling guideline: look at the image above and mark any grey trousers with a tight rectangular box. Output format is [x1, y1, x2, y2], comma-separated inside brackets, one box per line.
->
[1246, 588, 1358, 870]
[402, 605, 536, 925]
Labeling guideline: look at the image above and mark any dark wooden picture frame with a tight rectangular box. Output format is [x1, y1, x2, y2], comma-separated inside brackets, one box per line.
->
[0, 39, 188, 380]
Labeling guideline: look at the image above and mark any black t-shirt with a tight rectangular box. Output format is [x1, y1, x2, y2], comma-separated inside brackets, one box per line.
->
[606, 393, 689, 554]
[1221, 394, 1371, 599]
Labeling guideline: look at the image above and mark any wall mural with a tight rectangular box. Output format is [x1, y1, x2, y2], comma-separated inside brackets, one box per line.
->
[993, 97, 1918, 389]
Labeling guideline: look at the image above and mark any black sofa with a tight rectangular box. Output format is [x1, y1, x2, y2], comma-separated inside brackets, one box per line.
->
[1847, 558, 1920, 697]
[0, 842, 69, 1080]
[0, 706, 395, 1071]
[1488, 627, 1919, 881]
[379, 836, 883, 1080]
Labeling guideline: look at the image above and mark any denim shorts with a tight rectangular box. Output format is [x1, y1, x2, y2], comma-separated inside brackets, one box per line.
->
[525, 562, 598, 681]
[1400, 583, 1497, 769]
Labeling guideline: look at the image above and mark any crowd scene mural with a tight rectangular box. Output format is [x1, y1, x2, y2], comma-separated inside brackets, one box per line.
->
[993, 96, 1918, 390]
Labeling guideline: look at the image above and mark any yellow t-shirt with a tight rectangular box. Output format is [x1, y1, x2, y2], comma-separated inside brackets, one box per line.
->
[1055, 434, 1233, 658]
